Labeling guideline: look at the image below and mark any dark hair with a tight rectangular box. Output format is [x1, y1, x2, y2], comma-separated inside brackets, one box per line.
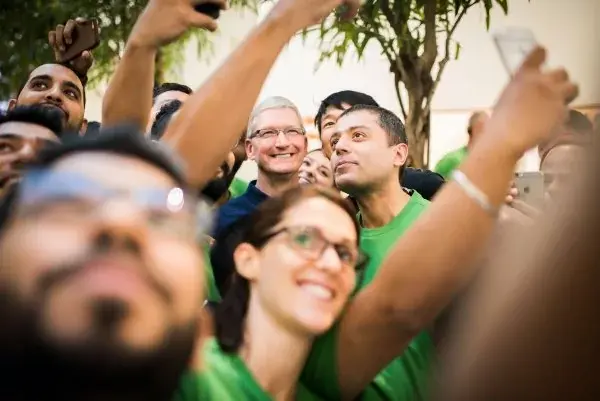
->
[0, 105, 64, 139]
[152, 83, 193, 103]
[314, 90, 379, 135]
[0, 125, 188, 237]
[33, 124, 187, 185]
[307, 148, 326, 155]
[566, 109, 593, 135]
[151, 100, 183, 140]
[85, 121, 101, 137]
[16, 63, 87, 105]
[214, 185, 360, 353]
[340, 104, 408, 146]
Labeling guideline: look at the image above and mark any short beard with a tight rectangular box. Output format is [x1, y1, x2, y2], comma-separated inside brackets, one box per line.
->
[0, 286, 198, 401]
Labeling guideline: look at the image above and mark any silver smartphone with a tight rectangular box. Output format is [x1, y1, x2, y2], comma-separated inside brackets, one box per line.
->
[492, 27, 538, 76]
[514, 171, 545, 208]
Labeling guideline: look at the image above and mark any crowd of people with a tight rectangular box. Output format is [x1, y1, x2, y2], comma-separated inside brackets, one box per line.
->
[0, 0, 597, 400]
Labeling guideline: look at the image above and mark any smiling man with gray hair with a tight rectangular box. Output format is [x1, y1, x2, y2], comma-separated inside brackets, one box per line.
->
[213, 96, 308, 237]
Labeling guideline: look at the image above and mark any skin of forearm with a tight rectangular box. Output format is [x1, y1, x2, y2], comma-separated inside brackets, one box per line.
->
[336, 133, 521, 399]
[162, 16, 296, 189]
[439, 148, 599, 401]
[102, 41, 157, 130]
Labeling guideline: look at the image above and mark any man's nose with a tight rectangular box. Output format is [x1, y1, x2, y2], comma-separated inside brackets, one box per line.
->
[45, 85, 63, 103]
[93, 199, 150, 247]
[274, 131, 291, 147]
[335, 136, 350, 155]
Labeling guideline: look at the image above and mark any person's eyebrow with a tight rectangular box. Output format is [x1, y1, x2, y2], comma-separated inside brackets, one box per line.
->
[0, 133, 22, 140]
[332, 124, 370, 137]
[62, 80, 83, 98]
[28, 74, 52, 84]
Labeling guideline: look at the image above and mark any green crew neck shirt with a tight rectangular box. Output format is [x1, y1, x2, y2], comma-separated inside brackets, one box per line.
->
[434, 146, 468, 180]
[175, 338, 324, 400]
[301, 192, 435, 401]
[201, 242, 221, 302]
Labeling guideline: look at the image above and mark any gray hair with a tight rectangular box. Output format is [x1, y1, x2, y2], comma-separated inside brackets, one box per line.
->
[246, 96, 303, 138]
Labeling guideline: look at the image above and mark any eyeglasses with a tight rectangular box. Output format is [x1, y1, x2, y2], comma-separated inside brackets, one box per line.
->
[0, 135, 59, 154]
[17, 169, 214, 240]
[250, 127, 306, 141]
[259, 225, 367, 270]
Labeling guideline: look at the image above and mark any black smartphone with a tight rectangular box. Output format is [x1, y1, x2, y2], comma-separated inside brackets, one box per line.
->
[194, 2, 221, 19]
[56, 19, 100, 63]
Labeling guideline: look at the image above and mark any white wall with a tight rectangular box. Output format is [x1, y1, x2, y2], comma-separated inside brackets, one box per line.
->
[83, 0, 600, 180]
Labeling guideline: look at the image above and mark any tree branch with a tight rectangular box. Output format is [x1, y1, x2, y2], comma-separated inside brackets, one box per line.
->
[422, 1, 473, 117]
[394, 78, 408, 120]
[379, 0, 403, 39]
[421, 0, 438, 73]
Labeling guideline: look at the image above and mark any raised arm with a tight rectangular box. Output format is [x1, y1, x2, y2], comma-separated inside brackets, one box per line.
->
[334, 48, 579, 399]
[101, 0, 224, 130]
[438, 142, 595, 401]
[160, 0, 359, 189]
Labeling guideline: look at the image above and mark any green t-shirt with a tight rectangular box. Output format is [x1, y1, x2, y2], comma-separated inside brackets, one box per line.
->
[229, 177, 249, 199]
[202, 243, 221, 302]
[301, 192, 435, 401]
[175, 338, 324, 401]
[434, 146, 468, 180]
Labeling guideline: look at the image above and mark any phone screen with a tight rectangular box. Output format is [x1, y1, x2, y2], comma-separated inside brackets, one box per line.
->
[492, 27, 537, 76]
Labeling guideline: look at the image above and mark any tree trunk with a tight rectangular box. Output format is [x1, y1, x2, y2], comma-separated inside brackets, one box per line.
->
[404, 94, 431, 169]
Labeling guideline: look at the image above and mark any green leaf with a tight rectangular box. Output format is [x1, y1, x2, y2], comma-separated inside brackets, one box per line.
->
[0, 0, 258, 98]
[454, 41, 462, 59]
[495, 0, 509, 14]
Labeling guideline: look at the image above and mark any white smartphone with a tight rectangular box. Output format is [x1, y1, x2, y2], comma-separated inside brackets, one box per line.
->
[492, 27, 538, 76]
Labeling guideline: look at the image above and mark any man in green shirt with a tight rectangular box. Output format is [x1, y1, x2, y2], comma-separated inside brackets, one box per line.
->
[434, 111, 488, 179]
[302, 104, 434, 401]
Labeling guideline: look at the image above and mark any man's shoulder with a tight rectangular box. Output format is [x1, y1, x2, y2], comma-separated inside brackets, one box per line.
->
[402, 168, 445, 201]
[214, 194, 255, 236]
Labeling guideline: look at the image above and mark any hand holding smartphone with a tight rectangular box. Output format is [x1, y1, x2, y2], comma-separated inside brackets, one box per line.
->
[53, 19, 100, 64]
[514, 171, 545, 209]
[194, 2, 222, 19]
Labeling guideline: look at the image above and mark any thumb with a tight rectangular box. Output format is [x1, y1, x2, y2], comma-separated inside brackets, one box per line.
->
[517, 46, 546, 73]
[188, 12, 218, 32]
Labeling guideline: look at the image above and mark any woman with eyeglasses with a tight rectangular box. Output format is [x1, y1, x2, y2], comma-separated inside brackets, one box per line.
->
[176, 185, 365, 400]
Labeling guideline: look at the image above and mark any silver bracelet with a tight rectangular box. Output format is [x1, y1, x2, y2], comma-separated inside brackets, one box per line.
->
[452, 170, 498, 217]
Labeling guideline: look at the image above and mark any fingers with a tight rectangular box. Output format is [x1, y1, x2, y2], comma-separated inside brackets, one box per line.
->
[188, 0, 228, 31]
[192, 0, 228, 10]
[511, 199, 540, 218]
[505, 186, 518, 204]
[518, 46, 546, 72]
[546, 68, 579, 104]
[562, 82, 579, 104]
[48, 31, 59, 58]
[188, 12, 219, 31]
[54, 24, 66, 52]
[63, 19, 77, 46]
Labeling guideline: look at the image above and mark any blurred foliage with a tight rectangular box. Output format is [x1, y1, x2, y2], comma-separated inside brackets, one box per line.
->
[304, 0, 519, 167]
[0, 0, 257, 99]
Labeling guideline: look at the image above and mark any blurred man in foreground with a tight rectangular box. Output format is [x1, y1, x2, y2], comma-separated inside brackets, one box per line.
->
[0, 129, 210, 401]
